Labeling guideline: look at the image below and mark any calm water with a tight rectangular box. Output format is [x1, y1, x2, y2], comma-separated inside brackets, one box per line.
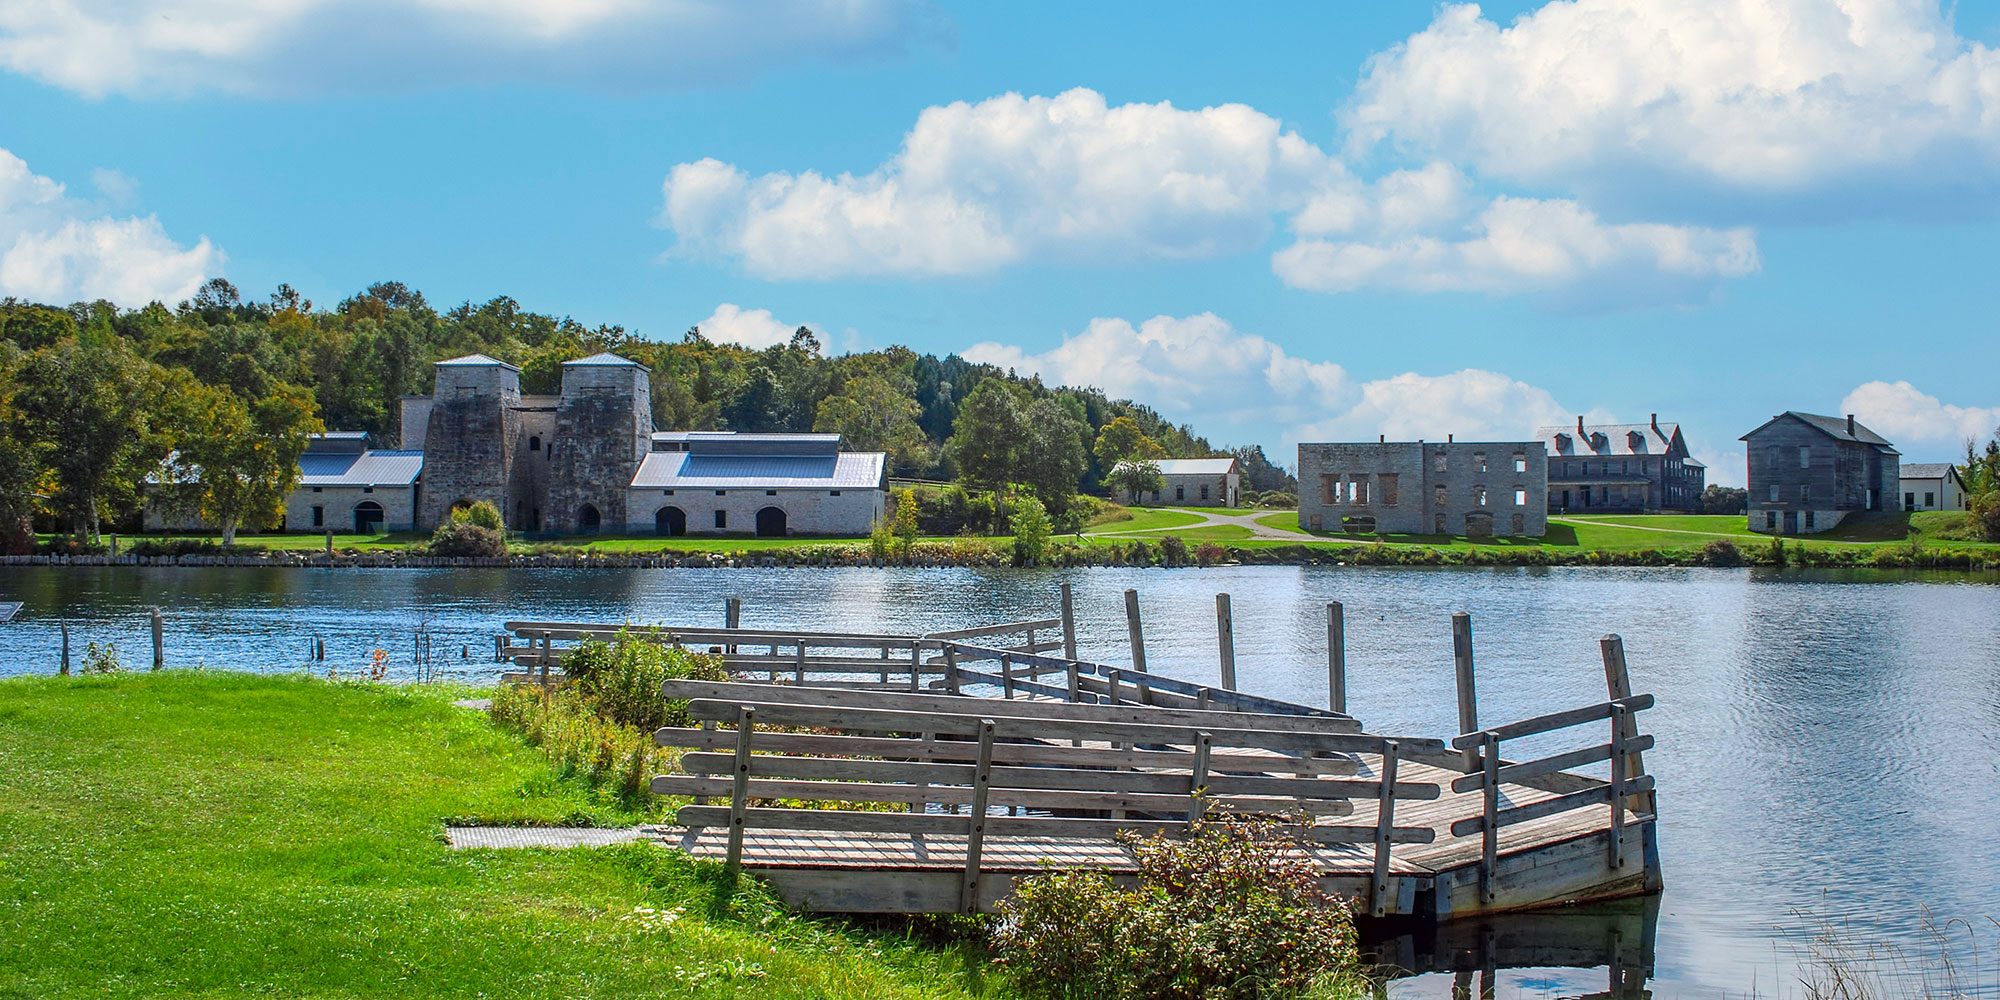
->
[3, 564, 1998, 999]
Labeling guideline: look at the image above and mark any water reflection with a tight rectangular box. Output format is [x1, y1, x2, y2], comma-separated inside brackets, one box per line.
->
[1366, 898, 1657, 1000]
[1, 564, 1996, 998]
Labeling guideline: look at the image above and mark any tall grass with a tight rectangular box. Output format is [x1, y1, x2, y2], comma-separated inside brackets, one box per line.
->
[1789, 909, 2000, 1000]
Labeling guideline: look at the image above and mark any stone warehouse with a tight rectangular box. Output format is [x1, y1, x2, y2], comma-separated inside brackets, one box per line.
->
[285, 432, 423, 533]
[394, 353, 888, 536]
[1114, 457, 1242, 507]
[1740, 412, 1898, 535]
[1537, 415, 1706, 514]
[1297, 439, 1549, 537]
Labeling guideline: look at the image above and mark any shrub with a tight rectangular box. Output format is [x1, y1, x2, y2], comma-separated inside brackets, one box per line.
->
[560, 632, 728, 732]
[37, 538, 107, 556]
[450, 500, 505, 531]
[1158, 535, 1189, 567]
[1971, 490, 2000, 542]
[1696, 539, 1743, 567]
[428, 521, 506, 557]
[868, 517, 894, 559]
[995, 818, 1360, 1000]
[1011, 495, 1052, 566]
[1193, 541, 1228, 567]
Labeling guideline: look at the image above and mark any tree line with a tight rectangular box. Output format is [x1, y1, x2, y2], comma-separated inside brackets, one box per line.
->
[0, 279, 1294, 547]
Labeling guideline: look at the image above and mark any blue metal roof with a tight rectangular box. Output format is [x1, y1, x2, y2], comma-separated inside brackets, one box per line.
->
[298, 450, 424, 487]
[630, 451, 884, 489]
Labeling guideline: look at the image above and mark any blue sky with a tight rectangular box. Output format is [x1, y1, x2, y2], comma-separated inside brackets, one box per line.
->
[4, 0, 2000, 484]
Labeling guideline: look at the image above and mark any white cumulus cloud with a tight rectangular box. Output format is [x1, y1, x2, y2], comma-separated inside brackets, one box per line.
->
[0, 0, 939, 98]
[693, 303, 819, 351]
[966, 313, 1605, 452]
[1840, 380, 2000, 446]
[1345, 0, 2000, 208]
[662, 88, 1761, 301]
[0, 148, 218, 306]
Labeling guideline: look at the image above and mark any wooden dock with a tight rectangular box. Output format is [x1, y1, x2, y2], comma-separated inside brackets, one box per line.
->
[500, 587, 1662, 923]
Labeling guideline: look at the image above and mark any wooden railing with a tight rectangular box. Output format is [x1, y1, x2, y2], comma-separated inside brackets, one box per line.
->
[652, 679, 1442, 915]
[1446, 693, 1656, 904]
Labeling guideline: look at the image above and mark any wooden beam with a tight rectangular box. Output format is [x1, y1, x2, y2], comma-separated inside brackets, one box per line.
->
[1448, 696, 1654, 749]
[1453, 613, 1477, 770]
[1600, 634, 1655, 815]
[1328, 602, 1347, 715]
[1215, 593, 1236, 692]
[961, 720, 995, 913]
[725, 706, 754, 877]
[1059, 583, 1077, 661]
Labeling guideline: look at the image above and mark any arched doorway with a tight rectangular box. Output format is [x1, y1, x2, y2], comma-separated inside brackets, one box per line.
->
[354, 501, 385, 534]
[755, 506, 787, 537]
[1464, 511, 1494, 538]
[655, 506, 686, 536]
[577, 504, 601, 535]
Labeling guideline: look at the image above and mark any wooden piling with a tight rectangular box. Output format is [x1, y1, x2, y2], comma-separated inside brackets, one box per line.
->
[1059, 582, 1077, 660]
[960, 719, 996, 913]
[724, 597, 741, 655]
[725, 706, 756, 878]
[1600, 634, 1654, 815]
[1215, 593, 1236, 691]
[1327, 601, 1347, 715]
[1122, 588, 1147, 675]
[150, 608, 164, 671]
[60, 621, 70, 676]
[1452, 612, 1478, 770]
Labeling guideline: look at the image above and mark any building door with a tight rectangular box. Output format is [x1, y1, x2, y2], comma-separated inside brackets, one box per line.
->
[755, 506, 787, 537]
[578, 504, 601, 535]
[656, 506, 686, 536]
[1465, 512, 1493, 538]
[1782, 510, 1797, 534]
[354, 501, 384, 534]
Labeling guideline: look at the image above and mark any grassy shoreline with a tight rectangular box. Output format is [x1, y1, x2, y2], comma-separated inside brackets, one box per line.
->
[32, 511, 2000, 571]
[0, 671, 1007, 999]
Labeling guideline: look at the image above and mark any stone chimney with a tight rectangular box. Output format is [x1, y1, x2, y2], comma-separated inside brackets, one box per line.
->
[1650, 413, 1660, 434]
[1576, 415, 1586, 437]
[1448, 433, 1454, 443]
[1846, 413, 1856, 437]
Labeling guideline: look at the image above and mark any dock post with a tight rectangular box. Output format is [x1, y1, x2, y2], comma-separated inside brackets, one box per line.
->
[1452, 612, 1478, 770]
[943, 645, 961, 695]
[1327, 602, 1347, 715]
[960, 719, 996, 913]
[324, 529, 332, 554]
[1059, 582, 1077, 660]
[999, 654, 1015, 699]
[60, 622, 70, 676]
[725, 706, 756, 880]
[724, 597, 741, 654]
[149, 608, 164, 671]
[1188, 732, 1213, 829]
[1370, 739, 1399, 917]
[1215, 593, 1236, 691]
[1122, 589, 1147, 674]
[1480, 732, 1499, 902]
[1599, 635, 1654, 814]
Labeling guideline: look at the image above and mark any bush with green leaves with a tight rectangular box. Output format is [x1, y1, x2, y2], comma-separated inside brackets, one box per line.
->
[559, 631, 727, 732]
[449, 500, 505, 531]
[1011, 494, 1052, 566]
[427, 521, 506, 557]
[994, 817, 1360, 1000]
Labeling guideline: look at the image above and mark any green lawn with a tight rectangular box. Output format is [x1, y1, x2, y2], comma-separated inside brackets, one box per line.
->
[1118, 523, 1254, 541]
[1082, 507, 1205, 534]
[0, 672, 1003, 999]
[1256, 512, 1302, 533]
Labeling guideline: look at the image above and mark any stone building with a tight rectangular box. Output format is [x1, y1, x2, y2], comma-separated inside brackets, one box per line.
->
[285, 432, 423, 533]
[1297, 439, 1548, 537]
[1114, 457, 1242, 507]
[1740, 412, 1899, 534]
[1897, 463, 1969, 512]
[1537, 415, 1706, 514]
[403, 354, 524, 531]
[627, 432, 887, 536]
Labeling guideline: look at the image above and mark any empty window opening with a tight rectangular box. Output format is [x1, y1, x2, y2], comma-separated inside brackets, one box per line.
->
[1433, 452, 1448, 472]
[1798, 446, 1811, 468]
[1514, 488, 1527, 506]
[1340, 515, 1376, 533]
[1474, 452, 1488, 473]
[1320, 474, 1339, 505]
[1379, 474, 1399, 506]
[714, 510, 728, 529]
[1434, 485, 1447, 507]
[1475, 487, 1489, 506]
[1514, 453, 1527, 473]
[1510, 512, 1525, 535]
[1199, 484, 1210, 501]
[529, 435, 540, 451]
[311, 506, 323, 527]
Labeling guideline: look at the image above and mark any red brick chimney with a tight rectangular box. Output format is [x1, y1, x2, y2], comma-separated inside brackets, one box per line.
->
[1576, 415, 1586, 437]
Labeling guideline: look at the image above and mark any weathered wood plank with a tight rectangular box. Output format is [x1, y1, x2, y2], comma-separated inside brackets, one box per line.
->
[1448, 736, 1656, 793]
[1449, 696, 1654, 749]
[1450, 777, 1656, 837]
[653, 775, 1357, 815]
[654, 728, 1361, 775]
[673, 806, 1433, 844]
[672, 752, 1403, 800]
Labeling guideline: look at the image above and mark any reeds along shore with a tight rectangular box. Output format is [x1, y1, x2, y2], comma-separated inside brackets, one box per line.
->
[8, 536, 2000, 570]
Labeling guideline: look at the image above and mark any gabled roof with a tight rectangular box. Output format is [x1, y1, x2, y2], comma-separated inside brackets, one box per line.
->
[298, 450, 424, 487]
[630, 451, 886, 490]
[1900, 463, 1964, 483]
[564, 352, 650, 372]
[436, 353, 520, 371]
[1739, 411, 1898, 454]
[1536, 421, 1682, 457]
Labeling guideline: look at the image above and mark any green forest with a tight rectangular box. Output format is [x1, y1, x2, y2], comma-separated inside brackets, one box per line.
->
[0, 279, 1294, 547]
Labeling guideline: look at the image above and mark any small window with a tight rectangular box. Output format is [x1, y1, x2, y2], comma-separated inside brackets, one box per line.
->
[714, 510, 727, 529]
[1798, 446, 1811, 468]
[663, 489, 674, 496]
[1474, 452, 1487, 473]
[1805, 510, 1817, 529]
[766, 490, 778, 496]
[1433, 452, 1448, 472]
[1379, 474, 1398, 506]
[1801, 485, 1811, 503]
[830, 490, 841, 496]
[1513, 454, 1526, 473]
[1199, 484, 1209, 501]
[1925, 491, 1935, 507]
[1320, 474, 1339, 504]
[1510, 512, 1524, 535]
[1475, 487, 1489, 506]
[529, 435, 541, 451]
[715, 490, 727, 496]
[1434, 485, 1447, 507]
[311, 506, 323, 527]
[1175, 485, 1185, 501]
[1766, 511, 1777, 529]
[311, 486, 323, 493]
[1769, 485, 1779, 502]
[362, 486, 374, 494]
[1514, 489, 1526, 506]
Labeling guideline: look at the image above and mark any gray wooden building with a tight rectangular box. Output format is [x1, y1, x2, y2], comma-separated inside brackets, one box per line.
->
[1537, 415, 1705, 514]
[1740, 412, 1899, 534]
[1297, 439, 1548, 537]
